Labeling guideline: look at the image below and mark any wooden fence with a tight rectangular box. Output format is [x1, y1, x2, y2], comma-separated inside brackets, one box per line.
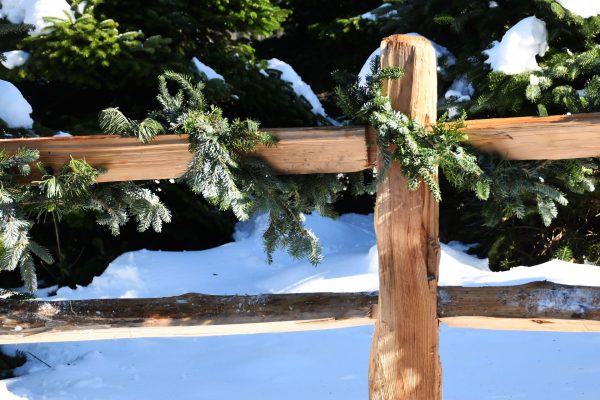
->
[2, 34, 600, 399]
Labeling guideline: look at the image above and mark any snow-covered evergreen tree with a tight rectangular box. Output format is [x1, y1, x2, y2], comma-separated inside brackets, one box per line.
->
[375, 0, 600, 269]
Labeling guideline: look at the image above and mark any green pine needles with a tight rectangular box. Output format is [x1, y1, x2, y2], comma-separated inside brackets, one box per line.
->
[0, 147, 171, 292]
[100, 71, 344, 266]
[334, 61, 490, 202]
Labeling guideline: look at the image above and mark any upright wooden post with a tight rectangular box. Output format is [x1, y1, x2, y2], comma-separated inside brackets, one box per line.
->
[369, 35, 440, 399]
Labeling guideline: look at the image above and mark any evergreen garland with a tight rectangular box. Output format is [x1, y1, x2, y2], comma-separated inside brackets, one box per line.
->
[100, 71, 344, 266]
[334, 60, 490, 202]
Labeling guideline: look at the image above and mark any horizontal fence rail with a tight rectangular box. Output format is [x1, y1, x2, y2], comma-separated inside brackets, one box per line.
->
[466, 113, 600, 160]
[1, 127, 370, 182]
[2, 113, 600, 183]
[1, 282, 600, 344]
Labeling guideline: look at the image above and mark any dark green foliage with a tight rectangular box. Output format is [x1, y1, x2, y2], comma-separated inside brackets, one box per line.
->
[0, 349, 26, 379]
[1, 0, 318, 133]
[0, 147, 171, 292]
[0, 22, 32, 62]
[100, 71, 347, 265]
[9, 7, 176, 89]
[478, 156, 595, 227]
[91, 0, 290, 59]
[255, 0, 383, 116]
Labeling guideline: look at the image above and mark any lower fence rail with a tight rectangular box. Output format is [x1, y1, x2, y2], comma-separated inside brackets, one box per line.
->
[1, 282, 599, 344]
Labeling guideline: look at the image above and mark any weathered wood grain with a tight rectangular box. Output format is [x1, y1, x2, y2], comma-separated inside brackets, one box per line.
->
[465, 112, 600, 160]
[3, 112, 600, 183]
[0, 126, 369, 182]
[369, 34, 441, 400]
[2, 282, 599, 344]
[0, 292, 378, 344]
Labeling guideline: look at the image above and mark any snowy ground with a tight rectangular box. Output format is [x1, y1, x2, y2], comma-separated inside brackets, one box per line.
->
[2, 213, 600, 399]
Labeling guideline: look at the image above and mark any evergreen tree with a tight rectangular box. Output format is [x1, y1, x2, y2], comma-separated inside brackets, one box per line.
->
[378, 0, 600, 269]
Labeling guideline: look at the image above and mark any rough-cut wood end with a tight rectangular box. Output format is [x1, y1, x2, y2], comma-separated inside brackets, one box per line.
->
[382, 34, 433, 47]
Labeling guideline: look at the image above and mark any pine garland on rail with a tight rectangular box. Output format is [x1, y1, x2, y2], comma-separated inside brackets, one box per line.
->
[334, 61, 490, 202]
[100, 71, 343, 265]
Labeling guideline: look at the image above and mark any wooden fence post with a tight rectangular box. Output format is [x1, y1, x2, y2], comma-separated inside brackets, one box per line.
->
[369, 35, 440, 399]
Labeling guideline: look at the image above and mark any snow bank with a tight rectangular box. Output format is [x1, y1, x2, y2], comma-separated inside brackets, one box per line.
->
[51, 213, 377, 299]
[557, 0, 600, 18]
[1, 50, 30, 69]
[191, 57, 225, 81]
[0, 80, 33, 128]
[49, 213, 600, 301]
[483, 16, 548, 74]
[0, 0, 72, 36]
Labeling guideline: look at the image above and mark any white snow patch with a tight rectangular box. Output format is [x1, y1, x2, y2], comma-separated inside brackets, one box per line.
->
[266, 58, 338, 125]
[1, 50, 30, 69]
[530, 74, 540, 86]
[489, 1, 499, 8]
[0, 80, 33, 128]
[483, 16, 548, 74]
[0, 0, 73, 36]
[53, 131, 72, 137]
[191, 57, 225, 81]
[556, 0, 600, 18]
[444, 77, 474, 102]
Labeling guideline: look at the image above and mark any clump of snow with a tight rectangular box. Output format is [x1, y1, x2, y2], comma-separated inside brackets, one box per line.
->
[1, 50, 30, 69]
[191, 57, 225, 81]
[529, 74, 540, 86]
[444, 77, 474, 102]
[0, 0, 73, 36]
[360, 4, 398, 21]
[0, 80, 33, 128]
[483, 16, 548, 75]
[53, 131, 72, 137]
[358, 33, 456, 86]
[266, 58, 338, 125]
[489, 1, 499, 8]
[556, 0, 600, 18]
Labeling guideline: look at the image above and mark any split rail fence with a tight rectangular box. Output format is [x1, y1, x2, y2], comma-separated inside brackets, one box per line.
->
[3, 35, 600, 399]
